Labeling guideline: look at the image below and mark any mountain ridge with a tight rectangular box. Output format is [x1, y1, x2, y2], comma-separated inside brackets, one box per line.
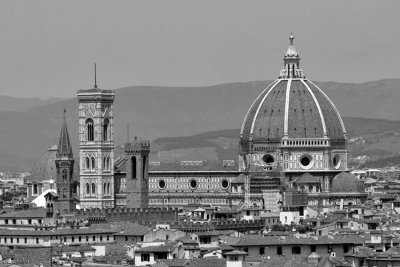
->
[0, 78, 400, 171]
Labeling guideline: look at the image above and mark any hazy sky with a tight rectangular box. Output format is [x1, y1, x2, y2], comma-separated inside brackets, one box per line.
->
[0, 0, 399, 98]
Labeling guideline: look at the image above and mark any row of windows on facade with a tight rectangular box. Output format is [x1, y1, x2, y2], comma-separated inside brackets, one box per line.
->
[85, 118, 110, 142]
[50, 234, 114, 243]
[149, 198, 229, 204]
[241, 244, 348, 256]
[84, 182, 112, 196]
[84, 156, 111, 171]
[3, 219, 42, 225]
[0, 237, 38, 244]
[140, 252, 168, 262]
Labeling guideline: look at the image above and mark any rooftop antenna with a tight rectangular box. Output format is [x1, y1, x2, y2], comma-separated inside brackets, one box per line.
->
[94, 63, 97, 88]
[63, 107, 66, 120]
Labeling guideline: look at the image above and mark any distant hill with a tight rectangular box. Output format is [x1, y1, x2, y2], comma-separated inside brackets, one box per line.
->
[0, 95, 63, 112]
[0, 78, 400, 171]
[149, 117, 400, 165]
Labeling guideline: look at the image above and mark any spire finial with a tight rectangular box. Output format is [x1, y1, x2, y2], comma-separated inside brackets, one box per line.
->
[289, 32, 294, 46]
[63, 107, 66, 120]
[94, 63, 97, 89]
[127, 123, 130, 144]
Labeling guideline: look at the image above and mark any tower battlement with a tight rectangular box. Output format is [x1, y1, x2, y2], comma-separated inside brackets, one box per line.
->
[76, 207, 178, 223]
[124, 140, 150, 153]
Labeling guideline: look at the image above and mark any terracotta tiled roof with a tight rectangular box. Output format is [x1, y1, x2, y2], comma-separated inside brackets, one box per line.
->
[135, 243, 177, 253]
[110, 222, 151, 236]
[225, 250, 247, 255]
[54, 245, 95, 253]
[0, 208, 47, 218]
[293, 173, 321, 184]
[155, 258, 226, 267]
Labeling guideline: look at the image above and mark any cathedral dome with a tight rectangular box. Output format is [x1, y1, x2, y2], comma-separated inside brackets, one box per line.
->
[29, 145, 79, 183]
[240, 35, 346, 143]
[29, 145, 58, 183]
[330, 172, 365, 193]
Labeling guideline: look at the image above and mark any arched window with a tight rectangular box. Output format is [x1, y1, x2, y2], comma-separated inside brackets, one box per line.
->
[33, 184, 38, 195]
[86, 183, 90, 195]
[131, 156, 137, 179]
[142, 155, 147, 180]
[103, 156, 110, 171]
[103, 118, 109, 141]
[63, 188, 67, 198]
[62, 169, 67, 181]
[92, 183, 96, 195]
[91, 157, 96, 171]
[86, 157, 90, 171]
[86, 118, 94, 142]
[107, 182, 110, 195]
[103, 183, 107, 195]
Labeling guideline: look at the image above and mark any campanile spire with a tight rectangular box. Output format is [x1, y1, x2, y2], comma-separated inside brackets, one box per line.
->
[57, 109, 73, 157]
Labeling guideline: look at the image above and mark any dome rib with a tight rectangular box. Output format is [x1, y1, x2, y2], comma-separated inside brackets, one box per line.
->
[283, 79, 291, 136]
[240, 79, 279, 138]
[240, 34, 346, 142]
[251, 81, 286, 139]
[301, 80, 327, 137]
[307, 80, 346, 138]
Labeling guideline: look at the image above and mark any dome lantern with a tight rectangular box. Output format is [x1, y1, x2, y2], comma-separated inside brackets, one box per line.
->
[280, 33, 305, 79]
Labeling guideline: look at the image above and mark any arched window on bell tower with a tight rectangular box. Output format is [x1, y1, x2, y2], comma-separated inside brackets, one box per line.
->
[86, 157, 90, 171]
[62, 169, 67, 181]
[86, 183, 90, 195]
[131, 156, 137, 179]
[91, 157, 96, 171]
[92, 183, 96, 195]
[103, 118, 109, 141]
[86, 118, 94, 142]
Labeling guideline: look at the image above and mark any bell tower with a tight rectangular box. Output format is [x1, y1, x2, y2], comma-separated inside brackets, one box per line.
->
[54, 109, 76, 213]
[124, 138, 150, 208]
[77, 69, 115, 209]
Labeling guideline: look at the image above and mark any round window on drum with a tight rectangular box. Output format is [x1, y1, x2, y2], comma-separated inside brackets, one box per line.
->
[158, 179, 166, 190]
[189, 179, 198, 190]
[262, 154, 275, 164]
[221, 180, 229, 189]
[299, 154, 314, 170]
